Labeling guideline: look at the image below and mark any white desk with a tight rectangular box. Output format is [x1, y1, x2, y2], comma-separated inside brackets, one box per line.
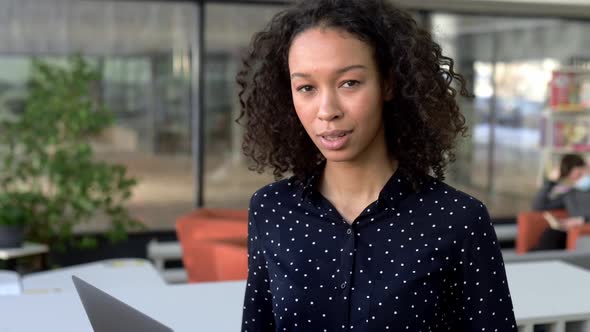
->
[0, 242, 48, 260]
[22, 258, 165, 293]
[507, 261, 590, 331]
[494, 223, 517, 242]
[2, 261, 590, 331]
[0, 281, 245, 332]
[0, 270, 20, 295]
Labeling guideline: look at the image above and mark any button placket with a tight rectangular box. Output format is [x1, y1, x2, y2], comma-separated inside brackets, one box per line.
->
[338, 223, 356, 330]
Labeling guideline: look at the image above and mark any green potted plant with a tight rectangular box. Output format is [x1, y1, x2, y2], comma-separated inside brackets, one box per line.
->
[0, 56, 144, 252]
[0, 192, 45, 248]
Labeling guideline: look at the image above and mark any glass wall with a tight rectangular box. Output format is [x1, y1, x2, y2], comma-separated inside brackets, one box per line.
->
[0, 0, 198, 231]
[202, 4, 284, 208]
[431, 14, 590, 217]
[5, 0, 590, 228]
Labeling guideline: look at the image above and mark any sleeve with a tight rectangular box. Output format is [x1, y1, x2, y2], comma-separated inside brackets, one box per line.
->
[459, 204, 518, 332]
[241, 198, 276, 332]
[562, 191, 590, 221]
[532, 179, 564, 210]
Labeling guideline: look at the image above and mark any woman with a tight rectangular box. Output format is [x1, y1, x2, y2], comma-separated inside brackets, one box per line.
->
[532, 154, 588, 250]
[237, 0, 517, 331]
[533, 153, 586, 211]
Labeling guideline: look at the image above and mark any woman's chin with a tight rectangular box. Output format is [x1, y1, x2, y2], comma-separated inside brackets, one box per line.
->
[320, 150, 356, 163]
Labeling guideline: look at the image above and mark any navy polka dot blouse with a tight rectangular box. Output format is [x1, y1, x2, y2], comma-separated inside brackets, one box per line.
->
[241, 166, 517, 331]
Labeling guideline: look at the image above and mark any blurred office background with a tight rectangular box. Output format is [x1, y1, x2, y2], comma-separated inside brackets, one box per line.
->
[1, 0, 589, 231]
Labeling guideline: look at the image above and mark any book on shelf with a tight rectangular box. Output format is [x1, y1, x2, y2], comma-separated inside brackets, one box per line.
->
[552, 121, 590, 150]
[551, 69, 590, 110]
[552, 104, 589, 112]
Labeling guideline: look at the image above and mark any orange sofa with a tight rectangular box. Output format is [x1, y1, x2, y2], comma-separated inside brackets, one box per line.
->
[567, 224, 590, 250]
[516, 209, 590, 253]
[187, 208, 248, 220]
[175, 208, 249, 283]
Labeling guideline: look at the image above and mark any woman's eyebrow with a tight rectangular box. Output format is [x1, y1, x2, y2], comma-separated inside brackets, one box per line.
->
[335, 64, 367, 74]
[290, 64, 367, 79]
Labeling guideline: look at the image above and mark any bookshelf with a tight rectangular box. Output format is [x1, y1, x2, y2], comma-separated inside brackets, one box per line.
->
[540, 68, 590, 183]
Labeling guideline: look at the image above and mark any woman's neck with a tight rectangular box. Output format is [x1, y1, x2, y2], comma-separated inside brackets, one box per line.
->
[319, 156, 399, 208]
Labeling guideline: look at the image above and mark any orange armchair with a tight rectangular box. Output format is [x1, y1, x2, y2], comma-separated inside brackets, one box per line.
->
[181, 208, 248, 221]
[566, 224, 590, 250]
[179, 237, 248, 282]
[176, 208, 248, 242]
[516, 209, 569, 254]
[516, 209, 590, 253]
[175, 208, 248, 282]
[210, 238, 248, 281]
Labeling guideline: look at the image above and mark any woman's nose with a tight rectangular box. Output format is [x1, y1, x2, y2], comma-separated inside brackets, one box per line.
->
[317, 90, 342, 121]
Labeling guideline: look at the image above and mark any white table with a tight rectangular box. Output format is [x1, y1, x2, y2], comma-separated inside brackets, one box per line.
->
[0, 242, 48, 273]
[2, 260, 590, 331]
[22, 258, 165, 293]
[0, 270, 20, 295]
[507, 261, 590, 331]
[494, 223, 517, 242]
[0, 280, 245, 332]
[0, 242, 48, 260]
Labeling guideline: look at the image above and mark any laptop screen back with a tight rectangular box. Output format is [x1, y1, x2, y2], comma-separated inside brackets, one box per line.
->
[72, 276, 173, 332]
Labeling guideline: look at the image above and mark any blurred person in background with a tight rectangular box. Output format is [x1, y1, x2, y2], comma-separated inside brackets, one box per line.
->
[533, 153, 587, 211]
[532, 153, 589, 250]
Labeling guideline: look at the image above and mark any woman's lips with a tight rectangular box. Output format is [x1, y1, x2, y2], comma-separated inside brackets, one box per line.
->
[318, 130, 352, 150]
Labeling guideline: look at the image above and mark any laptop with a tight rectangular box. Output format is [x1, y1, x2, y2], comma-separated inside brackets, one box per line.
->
[72, 276, 173, 332]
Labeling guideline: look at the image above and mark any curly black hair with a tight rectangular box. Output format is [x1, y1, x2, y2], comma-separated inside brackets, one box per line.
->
[559, 154, 586, 180]
[236, 0, 470, 190]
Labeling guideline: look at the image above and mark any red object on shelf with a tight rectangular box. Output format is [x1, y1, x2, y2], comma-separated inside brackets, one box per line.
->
[571, 144, 590, 152]
[553, 122, 565, 147]
[551, 71, 577, 108]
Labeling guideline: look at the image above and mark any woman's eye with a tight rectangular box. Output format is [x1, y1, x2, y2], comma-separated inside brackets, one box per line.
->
[341, 80, 360, 88]
[296, 85, 314, 93]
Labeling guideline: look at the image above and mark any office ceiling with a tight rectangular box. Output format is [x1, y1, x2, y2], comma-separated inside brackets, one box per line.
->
[0, 0, 588, 57]
[0, 0, 198, 56]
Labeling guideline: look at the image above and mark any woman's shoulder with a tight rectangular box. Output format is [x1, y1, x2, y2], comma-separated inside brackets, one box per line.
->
[249, 176, 301, 207]
[420, 177, 491, 225]
[421, 176, 484, 203]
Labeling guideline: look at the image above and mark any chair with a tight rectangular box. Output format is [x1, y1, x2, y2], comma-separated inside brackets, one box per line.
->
[516, 209, 569, 254]
[211, 238, 248, 281]
[186, 208, 248, 221]
[567, 224, 590, 251]
[175, 208, 248, 282]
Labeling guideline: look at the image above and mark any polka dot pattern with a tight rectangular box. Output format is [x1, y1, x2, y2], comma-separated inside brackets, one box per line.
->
[241, 168, 517, 331]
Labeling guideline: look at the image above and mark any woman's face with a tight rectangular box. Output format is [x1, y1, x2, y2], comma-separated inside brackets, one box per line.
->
[568, 166, 589, 182]
[288, 27, 392, 164]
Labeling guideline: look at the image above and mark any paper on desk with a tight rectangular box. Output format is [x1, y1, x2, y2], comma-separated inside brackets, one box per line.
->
[104, 259, 145, 268]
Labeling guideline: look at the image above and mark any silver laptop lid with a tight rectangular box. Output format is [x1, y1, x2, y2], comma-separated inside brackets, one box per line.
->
[72, 275, 173, 332]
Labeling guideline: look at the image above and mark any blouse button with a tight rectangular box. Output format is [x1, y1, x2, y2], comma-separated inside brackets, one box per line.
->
[346, 228, 352, 235]
[341, 282, 347, 289]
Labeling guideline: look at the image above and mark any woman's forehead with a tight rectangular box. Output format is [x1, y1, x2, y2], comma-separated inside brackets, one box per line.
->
[288, 27, 376, 75]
